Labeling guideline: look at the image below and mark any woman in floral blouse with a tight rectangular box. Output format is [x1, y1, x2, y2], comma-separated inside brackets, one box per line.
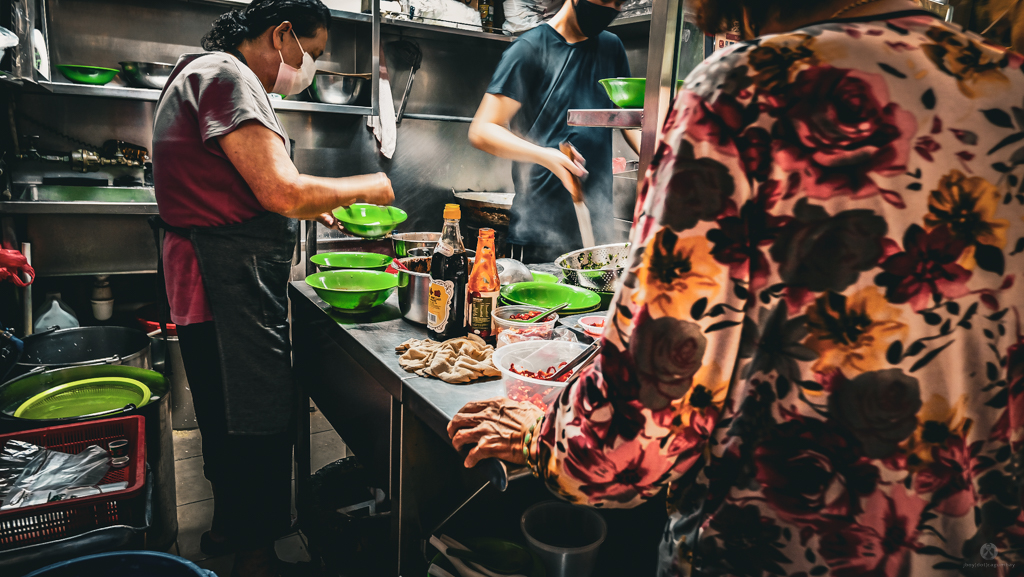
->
[448, 0, 1024, 574]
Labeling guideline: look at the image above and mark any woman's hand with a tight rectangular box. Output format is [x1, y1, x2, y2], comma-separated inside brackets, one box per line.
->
[448, 397, 545, 468]
[316, 212, 343, 230]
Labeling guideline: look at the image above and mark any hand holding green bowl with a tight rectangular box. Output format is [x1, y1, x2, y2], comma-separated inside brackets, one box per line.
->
[332, 203, 408, 239]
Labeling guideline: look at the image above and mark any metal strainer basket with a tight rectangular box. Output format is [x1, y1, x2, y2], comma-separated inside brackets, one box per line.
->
[555, 243, 631, 292]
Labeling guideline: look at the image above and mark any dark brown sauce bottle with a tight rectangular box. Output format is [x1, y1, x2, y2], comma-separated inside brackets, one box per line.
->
[427, 204, 469, 341]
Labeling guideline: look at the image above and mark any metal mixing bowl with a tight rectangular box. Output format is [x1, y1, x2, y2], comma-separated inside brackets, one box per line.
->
[311, 73, 369, 105]
[556, 243, 631, 292]
[119, 61, 176, 89]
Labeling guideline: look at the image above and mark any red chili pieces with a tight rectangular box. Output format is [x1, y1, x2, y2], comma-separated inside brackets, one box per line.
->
[509, 311, 554, 322]
[509, 362, 571, 382]
[507, 384, 551, 411]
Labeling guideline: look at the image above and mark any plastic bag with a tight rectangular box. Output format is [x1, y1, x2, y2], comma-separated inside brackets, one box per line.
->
[1, 443, 111, 510]
[0, 440, 44, 500]
[409, 0, 483, 31]
[502, 0, 559, 34]
[496, 326, 578, 348]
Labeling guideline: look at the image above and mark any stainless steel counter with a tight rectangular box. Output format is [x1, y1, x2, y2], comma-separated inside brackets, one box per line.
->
[290, 263, 574, 576]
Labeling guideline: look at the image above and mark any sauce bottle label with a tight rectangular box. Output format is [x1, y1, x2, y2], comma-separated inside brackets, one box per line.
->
[436, 243, 455, 258]
[427, 279, 455, 333]
[468, 291, 498, 336]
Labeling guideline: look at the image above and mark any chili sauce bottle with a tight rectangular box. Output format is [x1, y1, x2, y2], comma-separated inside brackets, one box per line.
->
[468, 228, 499, 340]
[467, 228, 500, 342]
[427, 204, 469, 340]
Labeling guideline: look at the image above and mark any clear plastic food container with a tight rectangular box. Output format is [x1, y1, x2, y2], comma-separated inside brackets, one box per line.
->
[492, 305, 559, 349]
[492, 340, 590, 411]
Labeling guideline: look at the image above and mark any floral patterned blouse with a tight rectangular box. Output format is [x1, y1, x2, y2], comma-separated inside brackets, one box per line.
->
[527, 10, 1024, 576]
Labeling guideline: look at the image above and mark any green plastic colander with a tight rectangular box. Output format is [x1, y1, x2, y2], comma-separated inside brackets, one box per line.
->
[14, 377, 151, 420]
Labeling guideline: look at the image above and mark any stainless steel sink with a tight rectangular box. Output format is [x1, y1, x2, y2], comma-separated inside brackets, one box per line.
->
[17, 184, 156, 203]
[1, 185, 159, 276]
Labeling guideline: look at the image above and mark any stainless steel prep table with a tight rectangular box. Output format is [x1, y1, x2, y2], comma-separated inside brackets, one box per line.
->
[290, 280, 511, 576]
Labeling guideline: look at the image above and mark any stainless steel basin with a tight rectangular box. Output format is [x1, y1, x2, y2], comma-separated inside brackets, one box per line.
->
[2, 185, 159, 276]
[17, 185, 156, 203]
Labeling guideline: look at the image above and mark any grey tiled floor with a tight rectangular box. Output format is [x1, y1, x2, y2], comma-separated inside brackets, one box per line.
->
[173, 404, 349, 576]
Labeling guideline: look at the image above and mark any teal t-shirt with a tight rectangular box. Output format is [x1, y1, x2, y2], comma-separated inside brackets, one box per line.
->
[487, 24, 630, 250]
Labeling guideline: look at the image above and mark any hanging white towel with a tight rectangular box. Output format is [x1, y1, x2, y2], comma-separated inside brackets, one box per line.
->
[367, 45, 397, 159]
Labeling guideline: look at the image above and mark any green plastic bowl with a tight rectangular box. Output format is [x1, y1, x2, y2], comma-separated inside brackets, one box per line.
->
[529, 271, 559, 284]
[56, 64, 120, 85]
[599, 78, 646, 109]
[310, 252, 392, 272]
[14, 377, 151, 420]
[332, 204, 408, 239]
[500, 282, 602, 314]
[306, 270, 398, 313]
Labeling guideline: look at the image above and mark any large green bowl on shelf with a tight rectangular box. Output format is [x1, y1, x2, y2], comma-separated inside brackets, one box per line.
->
[305, 270, 398, 313]
[56, 64, 120, 85]
[310, 251, 392, 272]
[332, 204, 408, 239]
[599, 77, 646, 109]
[500, 282, 602, 314]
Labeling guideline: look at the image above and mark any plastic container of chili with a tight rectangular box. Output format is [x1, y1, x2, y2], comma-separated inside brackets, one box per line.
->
[492, 340, 590, 411]
[491, 306, 559, 349]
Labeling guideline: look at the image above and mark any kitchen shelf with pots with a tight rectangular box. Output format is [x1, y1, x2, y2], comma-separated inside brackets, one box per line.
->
[567, 108, 643, 128]
[32, 81, 374, 116]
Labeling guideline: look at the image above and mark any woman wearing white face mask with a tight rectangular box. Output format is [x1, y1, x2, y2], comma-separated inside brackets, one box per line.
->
[152, 1, 393, 575]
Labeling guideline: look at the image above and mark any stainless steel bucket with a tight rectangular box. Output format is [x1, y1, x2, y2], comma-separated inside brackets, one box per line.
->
[16, 326, 152, 373]
[397, 256, 431, 325]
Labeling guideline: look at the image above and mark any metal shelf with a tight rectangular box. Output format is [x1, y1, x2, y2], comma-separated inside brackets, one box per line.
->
[183, 0, 372, 24]
[381, 15, 513, 42]
[567, 109, 643, 128]
[610, 13, 652, 27]
[35, 81, 374, 116]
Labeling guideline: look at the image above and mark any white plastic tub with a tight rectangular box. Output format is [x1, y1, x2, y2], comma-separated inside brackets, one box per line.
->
[491, 340, 589, 410]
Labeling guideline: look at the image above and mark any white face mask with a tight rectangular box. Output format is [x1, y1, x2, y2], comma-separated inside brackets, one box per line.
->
[271, 29, 316, 95]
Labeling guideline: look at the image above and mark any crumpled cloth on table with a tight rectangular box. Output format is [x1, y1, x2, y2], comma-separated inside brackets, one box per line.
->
[396, 334, 501, 384]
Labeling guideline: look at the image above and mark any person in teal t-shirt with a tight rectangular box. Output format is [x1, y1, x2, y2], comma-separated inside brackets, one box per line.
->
[469, 0, 640, 263]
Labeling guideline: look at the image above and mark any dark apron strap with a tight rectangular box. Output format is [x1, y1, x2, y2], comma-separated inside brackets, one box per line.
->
[148, 216, 190, 382]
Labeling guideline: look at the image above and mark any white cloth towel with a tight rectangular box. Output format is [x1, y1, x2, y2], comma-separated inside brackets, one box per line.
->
[367, 46, 398, 159]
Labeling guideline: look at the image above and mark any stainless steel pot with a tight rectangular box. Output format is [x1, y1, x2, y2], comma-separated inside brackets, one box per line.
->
[16, 326, 152, 373]
[397, 255, 474, 325]
[393, 232, 441, 258]
[397, 256, 431, 325]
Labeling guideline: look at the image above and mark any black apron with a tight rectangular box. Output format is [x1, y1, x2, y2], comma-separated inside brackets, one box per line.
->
[151, 212, 298, 435]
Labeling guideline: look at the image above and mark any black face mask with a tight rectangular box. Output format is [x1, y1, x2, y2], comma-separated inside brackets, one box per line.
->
[572, 0, 619, 39]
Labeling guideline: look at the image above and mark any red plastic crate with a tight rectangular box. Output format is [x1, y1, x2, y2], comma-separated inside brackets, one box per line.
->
[0, 416, 147, 551]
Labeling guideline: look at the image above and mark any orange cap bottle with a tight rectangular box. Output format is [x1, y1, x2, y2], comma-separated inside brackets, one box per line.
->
[467, 229, 500, 339]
